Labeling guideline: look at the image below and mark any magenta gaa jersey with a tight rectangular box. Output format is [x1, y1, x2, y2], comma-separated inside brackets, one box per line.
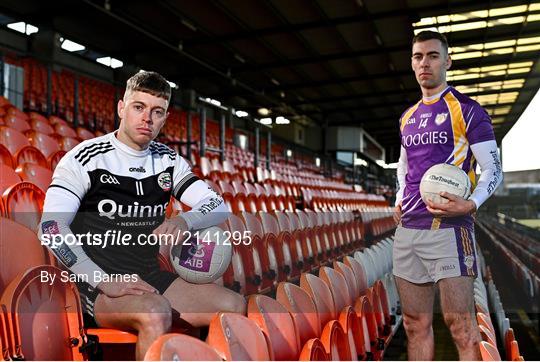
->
[399, 86, 495, 230]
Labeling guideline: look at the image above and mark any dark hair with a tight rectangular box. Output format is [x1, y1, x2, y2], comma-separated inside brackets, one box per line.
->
[412, 30, 449, 55]
[125, 71, 171, 102]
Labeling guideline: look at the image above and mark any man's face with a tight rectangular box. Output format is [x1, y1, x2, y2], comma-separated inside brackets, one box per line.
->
[117, 90, 168, 150]
[411, 39, 451, 90]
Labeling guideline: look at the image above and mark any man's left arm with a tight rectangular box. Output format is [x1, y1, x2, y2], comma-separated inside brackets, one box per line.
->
[153, 156, 230, 235]
[427, 103, 502, 217]
[426, 140, 503, 217]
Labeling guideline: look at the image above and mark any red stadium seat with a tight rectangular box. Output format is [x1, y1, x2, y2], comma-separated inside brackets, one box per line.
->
[241, 212, 280, 292]
[2, 182, 45, 230]
[0, 126, 30, 156]
[0, 217, 47, 293]
[258, 212, 292, 281]
[15, 146, 48, 169]
[0, 266, 85, 360]
[343, 256, 368, 295]
[319, 320, 352, 360]
[54, 123, 77, 138]
[479, 341, 501, 361]
[0, 164, 22, 195]
[15, 163, 53, 192]
[276, 282, 320, 348]
[144, 333, 222, 361]
[49, 150, 67, 170]
[208, 312, 271, 361]
[76, 127, 95, 140]
[3, 114, 30, 133]
[0, 144, 14, 168]
[299, 338, 329, 361]
[60, 137, 80, 151]
[300, 273, 336, 330]
[27, 131, 60, 158]
[247, 294, 300, 360]
[29, 118, 55, 135]
[333, 261, 360, 301]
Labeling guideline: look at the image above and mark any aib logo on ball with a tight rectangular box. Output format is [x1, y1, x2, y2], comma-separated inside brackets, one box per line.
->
[171, 238, 215, 272]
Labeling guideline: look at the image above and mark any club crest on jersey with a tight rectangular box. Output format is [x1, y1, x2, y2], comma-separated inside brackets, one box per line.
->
[435, 112, 448, 125]
[157, 172, 172, 191]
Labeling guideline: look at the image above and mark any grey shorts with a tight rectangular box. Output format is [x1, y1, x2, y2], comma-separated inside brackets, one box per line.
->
[392, 225, 478, 284]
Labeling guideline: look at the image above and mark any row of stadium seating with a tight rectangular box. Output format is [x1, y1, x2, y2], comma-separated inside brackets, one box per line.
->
[484, 218, 540, 277]
[477, 220, 540, 305]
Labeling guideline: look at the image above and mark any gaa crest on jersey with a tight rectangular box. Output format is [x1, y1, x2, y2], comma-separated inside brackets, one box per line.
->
[435, 112, 448, 125]
[157, 172, 172, 191]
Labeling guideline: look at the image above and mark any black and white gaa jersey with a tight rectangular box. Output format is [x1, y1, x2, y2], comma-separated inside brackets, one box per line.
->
[39, 132, 228, 287]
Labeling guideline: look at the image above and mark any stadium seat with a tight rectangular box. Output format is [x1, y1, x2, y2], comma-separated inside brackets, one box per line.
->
[247, 294, 300, 360]
[479, 341, 501, 361]
[0, 126, 31, 156]
[0, 217, 47, 293]
[49, 150, 67, 170]
[299, 338, 329, 361]
[15, 163, 53, 192]
[60, 137, 81, 152]
[0, 265, 85, 360]
[27, 131, 60, 158]
[208, 312, 271, 360]
[76, 127, 95, 140]
[333, 261, 360, 301]
[4, 114, 30, 133]
[54, 123, 78, 138]
[319, 320, 352, 360]
[0, 144, 13, 168]
[479, 324, 497, 347]
[2, 182, 45, 231]
[299, 273, 336, 330]
[15, 146, 48, 169]
[276, 282, 320, 348]
[0, 164, 22, 195]
[343, 256, 368, 295]
[258, 212, 292, 281]
[143, 333, 222, 361]
[29, 118, 55, 135]
[240, 212, 279, 293]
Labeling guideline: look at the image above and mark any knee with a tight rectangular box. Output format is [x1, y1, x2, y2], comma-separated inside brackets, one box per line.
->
[135, 295, 172, 334]
[444, 313, 479, 348]
[402, 313, 432, 339]
[221, 291, 246, 315]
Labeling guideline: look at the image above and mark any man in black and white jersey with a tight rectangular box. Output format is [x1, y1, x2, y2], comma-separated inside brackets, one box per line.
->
[38, 71, 245, 359]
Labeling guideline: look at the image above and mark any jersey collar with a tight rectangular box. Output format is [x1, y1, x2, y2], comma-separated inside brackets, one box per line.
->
[109, 131, 150, 157]
[422, 85, 451, 105]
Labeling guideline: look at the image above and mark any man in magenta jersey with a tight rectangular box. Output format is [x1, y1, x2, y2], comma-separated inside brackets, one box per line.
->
[393, 31, 503, 360]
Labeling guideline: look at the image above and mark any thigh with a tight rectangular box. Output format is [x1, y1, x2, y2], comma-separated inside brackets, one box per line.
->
[163, 277, 243, 314]
[94, 292, 171, 331]
[438, 276, 475, 314]
[395, 276, 435, 318]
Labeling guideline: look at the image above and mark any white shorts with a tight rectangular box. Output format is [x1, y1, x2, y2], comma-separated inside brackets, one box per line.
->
[392, 225, 478, 284]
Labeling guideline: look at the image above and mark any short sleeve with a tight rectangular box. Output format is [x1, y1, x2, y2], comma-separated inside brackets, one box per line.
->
[49, 153, 91, 201]
[465, 103, 495, 145]
[172, 156, 201, 200]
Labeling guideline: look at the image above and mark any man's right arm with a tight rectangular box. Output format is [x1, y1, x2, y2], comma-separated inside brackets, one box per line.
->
[39, 154, 157, 296]
[38, 155, 107, 288]
[394, 146, 407, 224]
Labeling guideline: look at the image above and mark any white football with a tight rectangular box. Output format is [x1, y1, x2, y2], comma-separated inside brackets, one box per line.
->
[170, 226, 232, 284]
[420, 163, 471, 205]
